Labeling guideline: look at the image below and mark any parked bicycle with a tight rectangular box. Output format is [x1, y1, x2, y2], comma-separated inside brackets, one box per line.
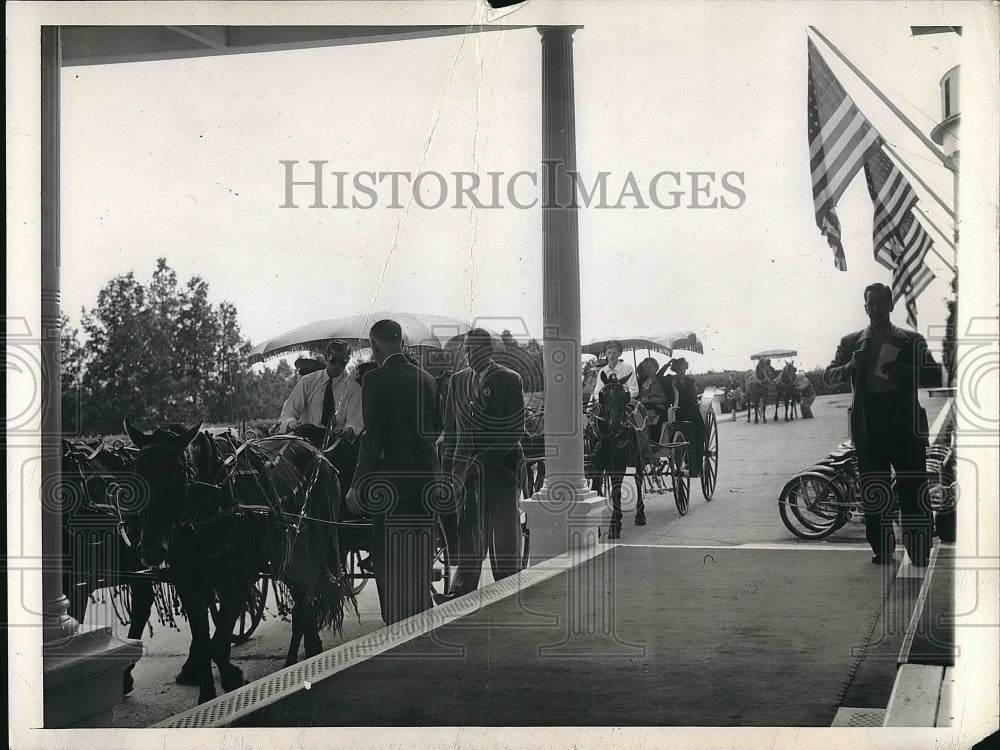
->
[778, 440, 956, 542]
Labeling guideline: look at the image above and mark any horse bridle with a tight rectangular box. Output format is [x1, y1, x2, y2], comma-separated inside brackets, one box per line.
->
[593, 382, 633, 439]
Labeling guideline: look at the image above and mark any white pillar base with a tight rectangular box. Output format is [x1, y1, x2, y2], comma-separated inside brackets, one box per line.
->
[522, 480, 605, 562]
[44, 625, 143, 728]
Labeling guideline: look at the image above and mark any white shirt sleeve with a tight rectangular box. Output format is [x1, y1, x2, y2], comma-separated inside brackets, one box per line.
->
[279, 375, 310, 432]
[338, 380, 364, 434]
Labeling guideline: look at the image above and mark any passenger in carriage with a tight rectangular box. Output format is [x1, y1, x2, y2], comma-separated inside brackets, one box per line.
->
[638, 357, 669, 443]
[660, 357, 705, 477]
[278, 339, 364, 495]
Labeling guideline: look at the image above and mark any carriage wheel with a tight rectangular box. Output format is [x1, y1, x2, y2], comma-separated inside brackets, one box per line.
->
[233, 575, 269, 644]
[529, 459, 545, 495]
[431, 517, 451, 598]
[210, 574, 269, 645]
[345, 549, 371, 596]
[671, 435, 691, 516]
[700, 409, 719, 500]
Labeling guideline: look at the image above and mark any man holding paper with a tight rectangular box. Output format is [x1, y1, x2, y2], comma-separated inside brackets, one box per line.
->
[824, 283, 943, 566]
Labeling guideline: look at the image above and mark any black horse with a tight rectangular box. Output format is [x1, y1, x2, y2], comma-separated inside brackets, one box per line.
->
[125, 420, 352, 705]
[746, 360, 777, 424]
[60, 438, 156, 695]
[586, 373, 645, 540]
[774, 360, 799, 422]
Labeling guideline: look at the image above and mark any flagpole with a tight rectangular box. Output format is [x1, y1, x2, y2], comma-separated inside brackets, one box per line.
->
[807, 26, 957, 174]
[883, 143, 956, 219]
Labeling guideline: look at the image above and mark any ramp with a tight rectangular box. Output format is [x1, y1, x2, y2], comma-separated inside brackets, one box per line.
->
[159, 544, 912, 728]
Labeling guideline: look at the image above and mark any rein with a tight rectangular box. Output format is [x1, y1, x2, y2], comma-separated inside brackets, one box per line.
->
[65, 444, 134, 546]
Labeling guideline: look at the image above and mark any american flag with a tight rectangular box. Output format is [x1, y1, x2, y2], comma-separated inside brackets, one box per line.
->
[808, 39, 881, 270]
[862, 145, 937, 327]
[863, 145, 918, 267]
[888, 210, 937, 327]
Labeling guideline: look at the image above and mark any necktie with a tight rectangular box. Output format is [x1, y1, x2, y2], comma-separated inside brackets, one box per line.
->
[321, 377, 336, 428]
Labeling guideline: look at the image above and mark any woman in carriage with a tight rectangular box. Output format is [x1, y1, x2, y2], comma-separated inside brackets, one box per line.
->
[637, 357, 669, 442]
[660, 357, 706, 476]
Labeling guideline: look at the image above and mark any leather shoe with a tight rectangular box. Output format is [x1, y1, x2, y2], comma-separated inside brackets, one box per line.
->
[871, 554, 894, 565]
[432, 591, 460, 606]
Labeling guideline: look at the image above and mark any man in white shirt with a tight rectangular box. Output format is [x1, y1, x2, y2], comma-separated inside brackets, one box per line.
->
[589, 341, 639, 403]
[279, 339, 364, 492]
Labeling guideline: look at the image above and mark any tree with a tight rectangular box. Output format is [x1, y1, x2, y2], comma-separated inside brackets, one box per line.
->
[496, 330, 544, 392]
[243, 360, 296, 424]
[942, 273, 958, 387]
[59, 312, 87, 435]
[77, 258, 257, 433]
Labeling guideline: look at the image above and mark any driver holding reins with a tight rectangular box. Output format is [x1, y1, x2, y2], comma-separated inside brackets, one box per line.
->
[278, 339, 364, 495]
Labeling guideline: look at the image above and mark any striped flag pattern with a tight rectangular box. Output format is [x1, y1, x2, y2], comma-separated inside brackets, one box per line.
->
[808, 39, 882, 270]
[863, 145, 937, 326]
[889, 211, 936, 327]
[863, 145, 919, 268]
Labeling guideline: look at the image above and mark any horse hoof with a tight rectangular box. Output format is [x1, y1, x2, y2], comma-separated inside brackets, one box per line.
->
[175, 668, 199, 686]
[607, 526, 621, 540]
[635, 514, 646, 526]
[220, 667, 246, 692]
[122, 670, 135, 696]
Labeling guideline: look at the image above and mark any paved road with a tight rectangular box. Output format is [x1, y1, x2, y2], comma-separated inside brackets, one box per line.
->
[91, 391, 946, 727]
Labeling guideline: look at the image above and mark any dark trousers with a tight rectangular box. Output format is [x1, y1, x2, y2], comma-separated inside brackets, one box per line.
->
[858, 396, 932, 565]
[327, 438, 360, 498]
[451, 463, 522, 595]
[372, 508, 435, 625]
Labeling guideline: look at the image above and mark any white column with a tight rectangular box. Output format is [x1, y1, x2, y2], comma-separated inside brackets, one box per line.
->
[41, 25, 143, 728]
[522, 26, 603, 561]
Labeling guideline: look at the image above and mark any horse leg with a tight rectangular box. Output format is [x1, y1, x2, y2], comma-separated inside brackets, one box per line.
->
[122, 581, 155, 695]
[210, 594, 246, 693]
[285, 603, 305, 667]
[175, 587, 216, 704]
[302, 600, 323, 658]
[607, 471, 623, 539]
[634, 455, 646, 526]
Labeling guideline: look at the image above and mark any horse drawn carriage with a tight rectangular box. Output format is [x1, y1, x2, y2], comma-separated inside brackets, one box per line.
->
[745, 349, 804, 423]
[521, 374, 720, 530]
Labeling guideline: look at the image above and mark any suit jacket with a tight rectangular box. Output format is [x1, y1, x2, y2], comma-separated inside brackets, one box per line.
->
[824, 324, 942, 454]
[442, 363, 525, 479]
[354, 353, 441, 513]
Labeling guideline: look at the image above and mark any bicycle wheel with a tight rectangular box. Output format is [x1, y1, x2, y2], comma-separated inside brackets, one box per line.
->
[779, 472, 847, 540]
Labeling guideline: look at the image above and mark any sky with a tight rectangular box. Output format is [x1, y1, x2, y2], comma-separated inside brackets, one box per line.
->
[59, 6, 966, 373]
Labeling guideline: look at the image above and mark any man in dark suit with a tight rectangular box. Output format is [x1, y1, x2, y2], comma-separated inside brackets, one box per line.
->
[346, 319, 441, 624]
[824, 283, 942, 566]
[442, 328, 525, 596]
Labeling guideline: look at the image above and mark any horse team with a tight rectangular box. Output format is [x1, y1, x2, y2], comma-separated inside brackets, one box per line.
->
[738, 360, 805, 424]
[61, 421, 354, 707]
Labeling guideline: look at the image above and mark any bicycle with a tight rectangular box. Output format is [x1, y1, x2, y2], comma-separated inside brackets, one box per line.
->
[778, 441, 956, 541]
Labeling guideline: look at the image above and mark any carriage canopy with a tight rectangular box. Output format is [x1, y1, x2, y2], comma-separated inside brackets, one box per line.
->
[249, 312, 488, 363]
[750, 349, 797, 361]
